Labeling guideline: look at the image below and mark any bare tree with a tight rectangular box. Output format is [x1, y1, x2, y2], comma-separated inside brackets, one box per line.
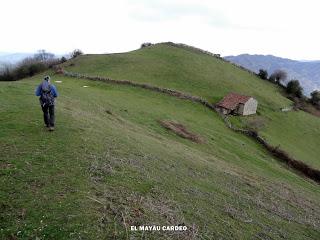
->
[34, 50, 55, 61]
[269, 69, 287, 84]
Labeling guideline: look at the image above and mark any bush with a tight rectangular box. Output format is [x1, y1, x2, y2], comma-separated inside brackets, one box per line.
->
[0, 49, 77, 81]
[141, 42, 153, 48]
[28, 63, 47, 75]
[60, 56, 67, 63]
[14, 65, 29, 79]
[0, 55, 59, 81]
[286, 80, 303, 98]
[310, 90, 320, 107]
[12, 61, 47, 79]
[0, 66, 14, 81]
[258, 69, 268, 80]
[71, 49, 83, 59]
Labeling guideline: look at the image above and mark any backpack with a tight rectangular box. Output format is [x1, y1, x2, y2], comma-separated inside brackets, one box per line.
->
[40, 82, 55, 107]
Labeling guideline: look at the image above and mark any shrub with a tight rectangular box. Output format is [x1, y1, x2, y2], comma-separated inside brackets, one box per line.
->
[0, 66, 14, 81]
[258, 69, 268, 80]
[71, 49, 83, 59]
[29, 63, 47, 75]
[14, 65, 29, 79]
[60, 56, 67, 63]
[310, 90, 320, 107]
[286, 80, 303, 98]
[0, 55, 59, 81]
[141, 42, 153, 48]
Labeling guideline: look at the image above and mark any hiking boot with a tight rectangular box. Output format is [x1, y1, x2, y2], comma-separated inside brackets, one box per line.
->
[49, 127, 55, 131]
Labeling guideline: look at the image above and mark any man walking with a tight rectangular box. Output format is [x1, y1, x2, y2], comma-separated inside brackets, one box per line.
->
[35, 76, 58, 131]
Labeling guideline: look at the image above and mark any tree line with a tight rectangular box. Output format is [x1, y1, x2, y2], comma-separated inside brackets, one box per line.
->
[257, 69, 320, 109]
[0, 49, 83, 81]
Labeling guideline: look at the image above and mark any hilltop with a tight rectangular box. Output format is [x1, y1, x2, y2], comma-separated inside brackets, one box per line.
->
[1, 43, 320, 239]
[64, 43, 320, 170]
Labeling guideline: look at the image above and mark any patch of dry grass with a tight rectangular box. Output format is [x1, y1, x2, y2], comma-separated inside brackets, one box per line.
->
[159, 120, 205, 143]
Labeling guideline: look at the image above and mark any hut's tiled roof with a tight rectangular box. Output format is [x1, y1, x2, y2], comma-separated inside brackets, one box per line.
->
[217, 93, 252, 110]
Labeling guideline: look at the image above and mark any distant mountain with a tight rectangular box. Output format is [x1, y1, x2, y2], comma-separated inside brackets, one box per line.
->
[225, 54, 320, 94]
[0, 53, 34, 65]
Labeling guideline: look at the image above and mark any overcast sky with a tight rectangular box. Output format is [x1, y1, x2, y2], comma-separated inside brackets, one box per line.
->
[1, 0, 319, 60]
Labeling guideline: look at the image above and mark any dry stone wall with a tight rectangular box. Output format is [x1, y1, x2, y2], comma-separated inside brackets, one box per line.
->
[62, 70, 320, 184]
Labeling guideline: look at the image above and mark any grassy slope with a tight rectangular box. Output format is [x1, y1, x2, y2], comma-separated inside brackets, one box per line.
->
[64, 43, 320, 169]
[1, 75, 320, 239]
[65, 44, 289, 108]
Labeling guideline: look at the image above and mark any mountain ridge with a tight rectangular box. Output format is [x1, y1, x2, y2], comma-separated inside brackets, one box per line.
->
[225, 54, 320, 94]
[0, 52, 34, 64]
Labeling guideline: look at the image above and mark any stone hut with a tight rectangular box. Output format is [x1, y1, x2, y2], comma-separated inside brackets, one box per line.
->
[216, 93, 258, 115]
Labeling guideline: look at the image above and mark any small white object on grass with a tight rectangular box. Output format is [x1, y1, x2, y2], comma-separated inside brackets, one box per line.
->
[55, 81, 62, 83]
[83, 85, 89, 88]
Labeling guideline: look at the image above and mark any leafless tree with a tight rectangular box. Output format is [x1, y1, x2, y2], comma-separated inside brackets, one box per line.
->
[269, 69, 287, 84]
[34, 49, 55, 61]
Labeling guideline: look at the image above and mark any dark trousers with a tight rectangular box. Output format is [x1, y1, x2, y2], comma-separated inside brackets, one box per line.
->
[41, 105, 55, 127]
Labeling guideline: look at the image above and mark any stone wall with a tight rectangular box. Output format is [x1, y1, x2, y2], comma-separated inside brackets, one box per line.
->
[62, 70, 320, 184]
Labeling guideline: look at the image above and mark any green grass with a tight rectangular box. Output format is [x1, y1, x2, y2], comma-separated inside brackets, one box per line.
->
[1, 74, 320, 239]
[64, 43, 320, 169]
[233, 109, 320, 169]
[65, 44, 289, 108]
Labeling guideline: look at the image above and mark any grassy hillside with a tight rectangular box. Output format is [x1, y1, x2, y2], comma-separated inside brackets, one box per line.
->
[64, 43, 320, 169]
[64, 44, 289, 108]
[1, 75, 320, 239]
[1, 44, 320, 239]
